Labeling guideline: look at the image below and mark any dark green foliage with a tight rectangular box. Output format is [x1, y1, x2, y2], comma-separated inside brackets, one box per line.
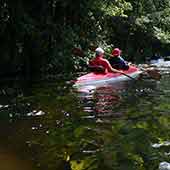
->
[1, 0, 170, 78]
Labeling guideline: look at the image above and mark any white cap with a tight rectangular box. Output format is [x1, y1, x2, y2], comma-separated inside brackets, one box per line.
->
[95, 47, 104, 55]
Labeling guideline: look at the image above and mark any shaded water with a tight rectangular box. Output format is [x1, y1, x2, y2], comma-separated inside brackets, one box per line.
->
[0, 69, 170, 170]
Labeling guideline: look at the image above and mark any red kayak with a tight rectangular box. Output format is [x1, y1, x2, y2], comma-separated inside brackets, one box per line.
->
[74, 66, 142, 88]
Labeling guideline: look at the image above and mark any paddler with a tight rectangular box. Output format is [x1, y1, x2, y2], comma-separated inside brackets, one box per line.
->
[89, 47, 124, 74]
[109, 48, 129, 70]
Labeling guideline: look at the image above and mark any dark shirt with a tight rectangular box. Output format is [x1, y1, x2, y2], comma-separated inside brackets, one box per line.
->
[108, 56, 129, 70]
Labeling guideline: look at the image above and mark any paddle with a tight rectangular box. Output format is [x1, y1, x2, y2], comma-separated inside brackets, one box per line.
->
[140, 67, 161, 80]
[72, 47, 136, 81]
[88, 45, 161, 80]
[109, 66, 136, 80]
[86, 45, 161, 80]
[118, 71, 137, 80]
[103, 51, 161, 80]
[73, 47, 162, 80]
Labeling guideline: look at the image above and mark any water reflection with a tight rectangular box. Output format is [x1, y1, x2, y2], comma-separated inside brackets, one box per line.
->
[0, 147, 35, 170]
[93, 85, 122, 117]
[77, 81, 133, 120]
[1, 66, 170, 170]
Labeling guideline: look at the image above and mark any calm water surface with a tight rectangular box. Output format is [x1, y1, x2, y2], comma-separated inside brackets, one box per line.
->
[0, 68, 170, 170]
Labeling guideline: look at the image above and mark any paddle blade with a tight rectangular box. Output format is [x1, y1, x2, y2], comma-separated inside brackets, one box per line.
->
[146, 69, 161, 80]
[72, 47, 84, 57]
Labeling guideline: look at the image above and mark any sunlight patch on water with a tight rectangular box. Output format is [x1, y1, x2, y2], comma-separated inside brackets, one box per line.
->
[0, 104, 9, 109]
[27, 110, 45, 117]
[159, 162, 170, 170]
[152, 141, 170, 148]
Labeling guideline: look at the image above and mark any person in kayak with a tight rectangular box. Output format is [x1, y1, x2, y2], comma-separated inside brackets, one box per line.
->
[89, 47, 124, 74]
[109, 48, 129, 70]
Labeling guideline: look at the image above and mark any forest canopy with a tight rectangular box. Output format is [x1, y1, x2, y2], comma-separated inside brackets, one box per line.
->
[1, 0, 170, 77]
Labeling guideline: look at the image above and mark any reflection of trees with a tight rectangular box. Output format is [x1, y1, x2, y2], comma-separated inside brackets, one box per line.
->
[16, 78, 170, 170]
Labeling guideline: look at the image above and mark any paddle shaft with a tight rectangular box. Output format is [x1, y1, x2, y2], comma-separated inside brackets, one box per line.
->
[94, 51, 137, 80]
[73, 47, 137, 80]
[73, 47, 161, 80]
[104, 52, 161, 80]
[121, 72, 136, 80]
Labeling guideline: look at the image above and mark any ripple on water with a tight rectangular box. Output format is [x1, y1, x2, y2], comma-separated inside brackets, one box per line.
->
[152, 141, 170, 148]
[159, 162, 170, 170]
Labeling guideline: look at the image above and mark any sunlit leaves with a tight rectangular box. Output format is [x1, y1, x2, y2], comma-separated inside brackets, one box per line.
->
[135, 16, 150, 26]
[130, 0, 170, 45]
[101, 0, 132, 17]
[153, 27, 170, 44]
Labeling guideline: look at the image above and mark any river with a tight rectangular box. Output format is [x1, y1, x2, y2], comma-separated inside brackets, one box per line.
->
[0, 66, 170, 170]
